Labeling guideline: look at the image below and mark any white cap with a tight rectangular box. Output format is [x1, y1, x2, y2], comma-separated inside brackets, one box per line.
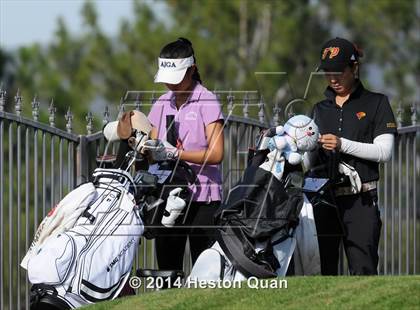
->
[154, 56, 194, 84]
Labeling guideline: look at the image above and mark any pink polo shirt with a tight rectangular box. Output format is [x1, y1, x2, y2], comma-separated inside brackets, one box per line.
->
[148, 83, 224, 202]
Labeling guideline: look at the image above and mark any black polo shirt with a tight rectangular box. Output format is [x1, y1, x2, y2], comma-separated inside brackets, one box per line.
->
[311, 81, 397, 183]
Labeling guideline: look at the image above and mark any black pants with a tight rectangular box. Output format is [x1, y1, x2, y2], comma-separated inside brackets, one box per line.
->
[155, 201, 220, 271]
[314, 189, 382, 275]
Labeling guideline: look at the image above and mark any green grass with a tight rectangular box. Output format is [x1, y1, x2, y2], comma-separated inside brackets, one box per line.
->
[86, 276, 420, 310]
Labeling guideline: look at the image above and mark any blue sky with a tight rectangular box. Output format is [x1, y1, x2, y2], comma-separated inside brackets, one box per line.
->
[0, 0, 137, 50]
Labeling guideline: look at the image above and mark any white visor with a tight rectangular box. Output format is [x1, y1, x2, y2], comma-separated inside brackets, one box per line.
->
[154, 56, 194, 84]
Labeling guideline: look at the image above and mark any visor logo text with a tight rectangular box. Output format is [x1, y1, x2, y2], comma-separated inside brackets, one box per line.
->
[161, 61, 176, 68]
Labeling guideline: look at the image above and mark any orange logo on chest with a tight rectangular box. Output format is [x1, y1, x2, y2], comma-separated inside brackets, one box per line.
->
[356, 112, 366, 120]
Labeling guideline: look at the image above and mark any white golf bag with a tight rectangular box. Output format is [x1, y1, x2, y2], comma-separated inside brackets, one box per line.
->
[23, 168, 144, 309]
[22, 109, 196, 308]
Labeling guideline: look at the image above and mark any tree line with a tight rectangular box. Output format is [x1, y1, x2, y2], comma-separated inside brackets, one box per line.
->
[0, 0, 418, 132]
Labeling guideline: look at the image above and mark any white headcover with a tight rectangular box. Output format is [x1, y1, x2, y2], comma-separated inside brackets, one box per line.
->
[103, 121, 119, 142]
[103, 110, 152, 151]
[154, 56, 194, 84]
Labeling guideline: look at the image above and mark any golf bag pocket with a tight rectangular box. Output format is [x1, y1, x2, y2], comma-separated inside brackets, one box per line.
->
[188, 247, 225, 281]
[188, 242, 247, 283]
[27, 231, 86, 285]
[74, 210, 143, 302]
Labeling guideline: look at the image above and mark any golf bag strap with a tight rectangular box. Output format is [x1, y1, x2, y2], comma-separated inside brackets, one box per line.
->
[271, 228, 293, 246]
[93, 173, 133, 190]
[235, 230, 280, 273]
[217, 227, 277, 279]
[82, 209, 96, 223]
[231, 226, 259, 259]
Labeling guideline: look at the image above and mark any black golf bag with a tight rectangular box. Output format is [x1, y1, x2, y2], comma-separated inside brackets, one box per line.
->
[188, 149, 305, 282]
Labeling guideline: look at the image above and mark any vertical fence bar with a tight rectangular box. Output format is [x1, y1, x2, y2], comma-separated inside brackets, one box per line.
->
[25, 127, 30, 309]
[378, 169, 382, 274]
[49, 103, 56, 205]
[143, 237, 147, 274]
[65, 109, 73, 191]
[34, 130, 38, 233]
[391, 142, 395, 275]
[59, 138, 63, 199]
[228, 123, 233, 192]
[68, 141, 72, 191]
[0, 118, 4, 310]
[236, 122, 240, 184]
[413, 132, 417, 274]
[51, 135, 55, 211]
[398, 135, 402, 275]
[384, 162, 388, 275]
[134, 241, 139, 294]
[72, 141, 77, 189]
[406, 135, 410, 274]
[8, 123, 13, 310]
[42, 133, 47, 217]
[78, 136, 89, 184]
[151, 238, 156, 270]
[243, 124, 247, 170]
[17, 123, 22, 310]
[0, 88, 4, 307]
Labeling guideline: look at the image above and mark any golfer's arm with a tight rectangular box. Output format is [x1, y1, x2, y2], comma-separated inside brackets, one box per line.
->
[150, 127, 158, 139]
[340, 133, 394, 163]
[179, 121, 224, 165]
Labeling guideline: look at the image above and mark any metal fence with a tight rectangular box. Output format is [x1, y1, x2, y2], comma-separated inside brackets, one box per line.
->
[0, 88, 419, 309]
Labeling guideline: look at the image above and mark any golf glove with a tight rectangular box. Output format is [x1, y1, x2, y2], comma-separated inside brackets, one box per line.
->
[143, 139, 179, 161]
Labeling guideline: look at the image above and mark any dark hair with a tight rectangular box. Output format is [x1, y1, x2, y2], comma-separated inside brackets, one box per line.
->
[353, 44, 364, 59]
[159, 37, 202, 83]
[350, 43, 363, 78]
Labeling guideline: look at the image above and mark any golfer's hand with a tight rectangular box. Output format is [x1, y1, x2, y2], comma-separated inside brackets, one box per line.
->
[143, 139, 179, 161]
[318, 134, 341, 151]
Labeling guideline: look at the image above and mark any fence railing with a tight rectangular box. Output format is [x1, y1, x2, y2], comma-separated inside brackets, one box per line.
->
[0, 88, 418, 309]
[378, 125, 419, 275]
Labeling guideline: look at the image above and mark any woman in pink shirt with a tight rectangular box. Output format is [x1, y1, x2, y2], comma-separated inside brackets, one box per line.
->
[148, 38, 224, 272]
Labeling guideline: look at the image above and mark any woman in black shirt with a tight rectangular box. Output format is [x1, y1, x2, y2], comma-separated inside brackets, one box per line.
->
[311, 37, 397, 275]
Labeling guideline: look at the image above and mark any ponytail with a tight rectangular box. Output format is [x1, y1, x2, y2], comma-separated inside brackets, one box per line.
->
[349, 44, 363, 79]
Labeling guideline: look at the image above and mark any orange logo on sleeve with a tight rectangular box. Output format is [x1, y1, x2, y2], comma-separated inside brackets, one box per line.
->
[356, 112, 366, 120]
[322, 47, 340, 59]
